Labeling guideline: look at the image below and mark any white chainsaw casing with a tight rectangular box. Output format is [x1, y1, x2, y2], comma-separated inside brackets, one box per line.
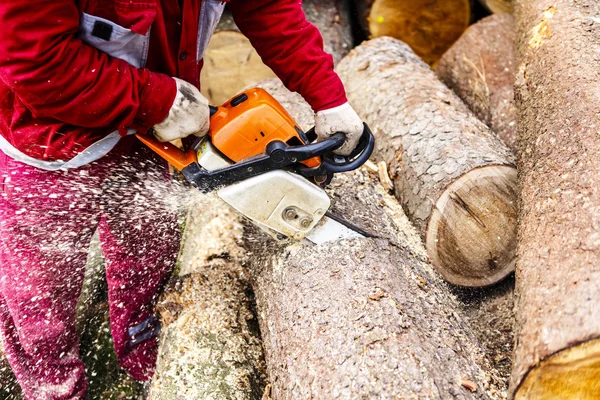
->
[217, 170, 330, 240]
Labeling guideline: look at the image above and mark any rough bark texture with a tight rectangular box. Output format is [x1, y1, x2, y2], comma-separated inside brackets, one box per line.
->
[436, 14, 517, 149]
[245, 79, 505, 400]
[353, 0, 471, 65]
[511, 1, 600, 398]
[479, 0, 513, 14]
[147, 195, 267, 400]
[201, 2, 352, 105]
[337, 37, 518, 287]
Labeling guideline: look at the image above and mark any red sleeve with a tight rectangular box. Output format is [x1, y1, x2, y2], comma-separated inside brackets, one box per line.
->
[228, 0, 347, 112]
[0, 0, 176, 134]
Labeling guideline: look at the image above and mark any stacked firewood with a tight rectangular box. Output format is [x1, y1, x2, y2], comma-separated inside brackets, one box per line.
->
[3, 0, 600, 399]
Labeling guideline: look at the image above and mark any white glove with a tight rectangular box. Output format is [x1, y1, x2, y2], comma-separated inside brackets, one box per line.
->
[153, 78, 210, 142]
[315, 102, 363, 156]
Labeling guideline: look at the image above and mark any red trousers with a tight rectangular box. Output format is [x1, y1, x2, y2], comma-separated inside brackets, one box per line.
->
[0, 138, 181, 399]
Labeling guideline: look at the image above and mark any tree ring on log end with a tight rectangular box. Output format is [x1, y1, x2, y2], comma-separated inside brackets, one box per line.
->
[367, 0, 471, 66]
[516, 338, 600, 400]
[426, 165, 517, 287]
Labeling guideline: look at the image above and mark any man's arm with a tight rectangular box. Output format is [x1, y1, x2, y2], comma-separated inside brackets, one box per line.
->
[0, 0, 175, 134]
[228, 0, 347, 112]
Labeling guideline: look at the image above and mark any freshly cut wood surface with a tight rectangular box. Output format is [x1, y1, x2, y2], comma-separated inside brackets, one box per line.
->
[511, 0, 600, 398]
[436, 14, 517, 149]
[337, 37, 517, 287]
[354, 0, 471, 65]
[244, 79, 504, 400]
[147, 197, 266, 400]
[480, 0, 513, 14]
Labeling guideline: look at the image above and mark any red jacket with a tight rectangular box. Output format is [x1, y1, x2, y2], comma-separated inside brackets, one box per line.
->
[0, 0, 347, 165]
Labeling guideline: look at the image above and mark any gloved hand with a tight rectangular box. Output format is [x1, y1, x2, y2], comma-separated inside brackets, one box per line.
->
[315, 102, 364, 156]
[153, 78, 210, 142]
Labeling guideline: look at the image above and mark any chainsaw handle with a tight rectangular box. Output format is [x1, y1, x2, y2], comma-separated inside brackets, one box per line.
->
[320, 123, 375, 173]
[135, 133, 198, 171]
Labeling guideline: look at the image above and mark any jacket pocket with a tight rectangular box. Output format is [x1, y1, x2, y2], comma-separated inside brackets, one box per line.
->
[197, 0, 227, 61]
[79, 12, 151, 68]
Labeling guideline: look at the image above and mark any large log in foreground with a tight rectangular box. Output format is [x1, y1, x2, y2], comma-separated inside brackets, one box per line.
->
[353, 0, 471, 65]
[245, 80, 503, 400]
[337, 37, 518, 287]
[511, 1, 600, 398]
[436, 14, 517, 149]
[147, 196, 266, 400]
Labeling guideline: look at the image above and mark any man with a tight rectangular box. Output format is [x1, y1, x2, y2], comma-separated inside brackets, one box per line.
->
[0, 0, 364, 398]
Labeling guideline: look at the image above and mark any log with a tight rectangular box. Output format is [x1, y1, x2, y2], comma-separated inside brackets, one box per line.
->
[337, 37, 518, 287]
[353, 0, 471, 65]
[436, 14, 517, 149]
[510, 1, 600, 398]
[201, 2, 352, 105]
[479, 0, 513, 15]
[147, 195, 267, 400]
[245, 79, 505, 399]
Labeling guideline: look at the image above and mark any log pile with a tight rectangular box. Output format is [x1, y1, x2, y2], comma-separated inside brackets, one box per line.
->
[4, 2, 600, 400]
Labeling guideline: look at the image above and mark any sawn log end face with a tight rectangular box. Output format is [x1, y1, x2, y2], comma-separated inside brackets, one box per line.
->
[515, 338, 600, 400]
[426, 165, 518, 287]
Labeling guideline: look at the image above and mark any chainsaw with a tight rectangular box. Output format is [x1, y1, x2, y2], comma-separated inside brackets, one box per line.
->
[136, 88, 375, 244]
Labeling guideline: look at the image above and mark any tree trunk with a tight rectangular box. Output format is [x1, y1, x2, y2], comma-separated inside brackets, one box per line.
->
[479, 0, 512, 14]
[147, 196, 267, 400]
[511, 1, 600, 398]
[436, 14, 517, 149]
[337, 37, 518, 287]
[201, 1, 352, 105]
[353, 0, 471, 66]
[244, 79, 504, 400]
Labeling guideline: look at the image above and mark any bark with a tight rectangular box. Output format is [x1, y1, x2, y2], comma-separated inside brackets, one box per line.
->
[147, 195, 267, 400]
[436, 14, 517, 149]
[337, 37, 518, 287]
[479, 0, 513, 14]
[202, 2, 352, 105]
[352, 0, 471, 65]
[511, 1, 600, 399]
[244, 79, 505, 400]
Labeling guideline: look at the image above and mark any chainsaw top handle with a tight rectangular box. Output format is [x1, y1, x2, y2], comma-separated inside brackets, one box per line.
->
[298, 123, 375, 177]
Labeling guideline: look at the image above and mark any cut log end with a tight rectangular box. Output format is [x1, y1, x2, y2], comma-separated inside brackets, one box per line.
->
[367, 0, 471, 65]
[426, 165, 517, 287]
[515, 338, 600, 400]
[200, 30, 276, 105]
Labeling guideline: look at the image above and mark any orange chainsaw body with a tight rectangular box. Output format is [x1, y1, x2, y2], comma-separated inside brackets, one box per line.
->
[135, 88, 320, 171]
[209, 89, 320, 168]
